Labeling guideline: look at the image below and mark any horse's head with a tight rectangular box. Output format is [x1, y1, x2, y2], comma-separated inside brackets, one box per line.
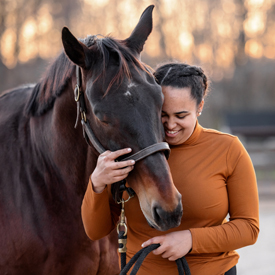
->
[62, 5, 182, 231]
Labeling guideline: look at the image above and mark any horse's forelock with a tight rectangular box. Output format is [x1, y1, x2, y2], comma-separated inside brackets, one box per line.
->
[94, 37, 150, 96]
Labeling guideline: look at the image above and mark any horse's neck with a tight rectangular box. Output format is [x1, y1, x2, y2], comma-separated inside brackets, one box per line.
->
[30, 84, 98, 196]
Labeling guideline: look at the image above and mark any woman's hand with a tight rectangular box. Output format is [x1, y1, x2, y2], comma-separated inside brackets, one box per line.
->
[91, 148, 135, 193]
[141, 230, 192, 261]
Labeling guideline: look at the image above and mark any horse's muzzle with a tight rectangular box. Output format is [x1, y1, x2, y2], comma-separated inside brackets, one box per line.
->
[149, 197, 183, 231]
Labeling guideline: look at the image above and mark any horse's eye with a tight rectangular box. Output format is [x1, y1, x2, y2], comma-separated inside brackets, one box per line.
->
[101, 120, 109, 125]
[95, 111, 110, 125]
[98, 117, 110, 126]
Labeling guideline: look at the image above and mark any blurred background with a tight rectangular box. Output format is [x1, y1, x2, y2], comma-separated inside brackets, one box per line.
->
[0, 0, 274, 274]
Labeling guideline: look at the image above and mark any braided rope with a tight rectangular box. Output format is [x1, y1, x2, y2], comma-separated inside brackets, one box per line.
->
[119, 244, 191, 275]
[118, 231, 127, 269]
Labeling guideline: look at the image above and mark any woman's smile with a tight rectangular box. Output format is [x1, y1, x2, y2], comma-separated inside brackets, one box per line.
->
[161, 86, 203, 145]
[165, 129, 182, 138]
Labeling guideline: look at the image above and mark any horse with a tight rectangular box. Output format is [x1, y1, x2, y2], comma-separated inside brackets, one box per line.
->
[0, 5, 182, 274]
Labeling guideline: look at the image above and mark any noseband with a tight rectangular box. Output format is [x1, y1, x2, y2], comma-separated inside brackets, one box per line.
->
[74, 66, 170, 200]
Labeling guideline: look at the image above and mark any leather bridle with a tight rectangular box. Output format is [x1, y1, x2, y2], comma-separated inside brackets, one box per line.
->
[74, 66, 170, 201]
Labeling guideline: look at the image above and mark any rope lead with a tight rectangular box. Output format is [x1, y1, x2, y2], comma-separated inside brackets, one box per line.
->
[119, 243, 191, 275]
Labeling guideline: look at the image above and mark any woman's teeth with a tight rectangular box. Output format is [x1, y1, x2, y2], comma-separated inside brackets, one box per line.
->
[167, 130, 179, 134]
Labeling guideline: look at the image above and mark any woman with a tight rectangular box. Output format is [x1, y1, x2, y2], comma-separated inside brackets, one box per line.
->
[81, 62, 259, 275]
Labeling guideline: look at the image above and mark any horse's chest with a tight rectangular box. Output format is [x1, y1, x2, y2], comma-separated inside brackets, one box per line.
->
[0, 210, 96, 274]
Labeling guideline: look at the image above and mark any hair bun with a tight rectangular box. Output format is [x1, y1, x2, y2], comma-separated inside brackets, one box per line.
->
[154, 62, 209, 104]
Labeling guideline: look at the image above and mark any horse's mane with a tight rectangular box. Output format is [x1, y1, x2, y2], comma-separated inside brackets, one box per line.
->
[24, 52, 74, 116]
[25, 35, 150, 117]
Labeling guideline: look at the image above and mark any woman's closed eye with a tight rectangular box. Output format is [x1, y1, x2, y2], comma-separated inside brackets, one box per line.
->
[177, 115, 188, 119]
[161, 113, 188, 119]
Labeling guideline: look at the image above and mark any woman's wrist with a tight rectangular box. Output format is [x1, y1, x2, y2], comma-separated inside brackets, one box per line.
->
[187, 229, 193, 253]
[91, 175, 106, 193]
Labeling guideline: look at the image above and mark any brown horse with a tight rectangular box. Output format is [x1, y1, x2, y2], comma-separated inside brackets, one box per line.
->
[0, 5, 182, 275]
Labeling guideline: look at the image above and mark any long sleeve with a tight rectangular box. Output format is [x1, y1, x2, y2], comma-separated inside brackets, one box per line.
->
[100, 123, 260, 275]
[189, 137, 259, 254]
[81, 177, 120, 240]
[107, 123, 260, 275]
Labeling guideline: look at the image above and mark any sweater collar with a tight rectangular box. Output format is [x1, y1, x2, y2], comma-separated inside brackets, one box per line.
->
[170, 120, 202, 147]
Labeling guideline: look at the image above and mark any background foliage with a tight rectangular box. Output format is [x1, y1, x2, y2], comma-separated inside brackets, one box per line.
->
[1, 0, 275, 128]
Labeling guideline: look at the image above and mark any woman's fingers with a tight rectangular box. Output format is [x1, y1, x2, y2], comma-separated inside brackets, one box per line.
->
[120, 165, 135, 174]
[99, 149, 135, 169]
[142, 236, 169, 256]
[92, 148, 135, 188]
[114, 159, 135, 169]
[99, 150, 111, 156]
[112, 166, 134, 179]
[106, 148, 132, 161]
[143, 240, 176, 260]
[152, 245, 167, 256]
[142, 231, 192, 261]
[142, 236, 164, 248]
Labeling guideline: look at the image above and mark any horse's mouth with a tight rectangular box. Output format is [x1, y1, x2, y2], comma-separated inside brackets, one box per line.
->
[143, 203, 183, 232]
[145, 216, 159, 230]
[145, 216, 181, 232]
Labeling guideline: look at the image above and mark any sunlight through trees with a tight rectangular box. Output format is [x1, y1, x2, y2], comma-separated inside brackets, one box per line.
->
[1, 0, 275, 81]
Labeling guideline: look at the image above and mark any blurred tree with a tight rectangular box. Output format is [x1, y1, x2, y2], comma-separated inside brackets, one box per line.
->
[1, 0, 275, 127]
[1, 0, 275, 72]
[0, 0, 82, 68]
[235, 0, 248, 65]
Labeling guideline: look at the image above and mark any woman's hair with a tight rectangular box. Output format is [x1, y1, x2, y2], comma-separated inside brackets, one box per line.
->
[154, 62, 209, 105]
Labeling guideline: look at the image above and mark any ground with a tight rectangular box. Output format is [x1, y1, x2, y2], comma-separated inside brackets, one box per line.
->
[237, 181, 275, 274]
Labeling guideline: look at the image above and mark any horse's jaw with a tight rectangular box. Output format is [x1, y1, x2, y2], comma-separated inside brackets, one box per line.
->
[128, 164, 183, 232]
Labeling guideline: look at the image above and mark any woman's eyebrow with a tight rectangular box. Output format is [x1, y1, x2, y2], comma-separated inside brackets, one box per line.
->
[174, 111, 189, 115]
[162, 110, 189, 114]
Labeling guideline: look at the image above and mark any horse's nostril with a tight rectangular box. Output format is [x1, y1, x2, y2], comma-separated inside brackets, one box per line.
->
[151, 201, 183, 231]
[153, 206, 167, 222]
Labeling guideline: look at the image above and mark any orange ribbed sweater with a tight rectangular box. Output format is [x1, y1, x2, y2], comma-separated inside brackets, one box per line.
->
[81, 122, 259, 275]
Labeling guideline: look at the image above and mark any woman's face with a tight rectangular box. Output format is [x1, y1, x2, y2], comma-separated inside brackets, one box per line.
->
[161, 86, 204, 146]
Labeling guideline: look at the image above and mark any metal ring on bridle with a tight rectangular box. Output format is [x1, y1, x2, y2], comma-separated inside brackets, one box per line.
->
[75, 85, 80, 102]
[117, 222, 128, 236]
[117, 191, 134, 204]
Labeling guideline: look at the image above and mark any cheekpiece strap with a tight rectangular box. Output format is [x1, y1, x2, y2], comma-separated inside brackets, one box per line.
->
[74, 66, 86, 128]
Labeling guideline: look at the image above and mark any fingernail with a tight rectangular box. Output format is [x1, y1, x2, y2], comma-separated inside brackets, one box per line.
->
[127, 148, 132, 152]
[130, 160, 135, 164]
[141, 243, 145, 247]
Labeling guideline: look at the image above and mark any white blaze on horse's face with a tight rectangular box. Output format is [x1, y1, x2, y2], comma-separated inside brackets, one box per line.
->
[124, 81, 137, 97]
[128, 82, 137, 89]
[124, 91, 132, 97]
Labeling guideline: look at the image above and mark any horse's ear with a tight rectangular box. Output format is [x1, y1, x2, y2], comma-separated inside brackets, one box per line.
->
[62, 27, 87, 68]
[124, 5, 154, 54]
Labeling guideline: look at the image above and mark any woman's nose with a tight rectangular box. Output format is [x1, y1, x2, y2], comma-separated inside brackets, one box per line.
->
[164, 117, 177, 129]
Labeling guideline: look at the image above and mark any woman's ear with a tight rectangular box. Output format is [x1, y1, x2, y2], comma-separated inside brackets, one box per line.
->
[197, 99, 204, 116]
